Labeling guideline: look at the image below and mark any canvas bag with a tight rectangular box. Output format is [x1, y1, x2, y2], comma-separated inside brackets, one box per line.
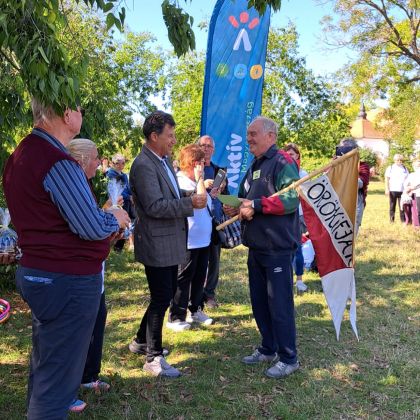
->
[207, 206, 242, 249]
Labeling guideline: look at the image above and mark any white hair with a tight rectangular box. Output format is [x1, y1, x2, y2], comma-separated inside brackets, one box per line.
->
[31, 97, 58, 125]
[251, 116, 278, 137]
[67, 138, 97, 171]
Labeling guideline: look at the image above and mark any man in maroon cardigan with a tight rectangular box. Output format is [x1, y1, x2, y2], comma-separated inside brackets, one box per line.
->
[3, 98, 129, 419]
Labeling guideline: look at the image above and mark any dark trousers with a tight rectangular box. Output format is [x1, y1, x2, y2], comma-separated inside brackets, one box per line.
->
[16, 266, 101, 420]
[389, 191, 404, 222]
[293, 244, 304, 277]
[247, 250, 297, 365]
[204, 242, 221, 300]
[169, 246, 210, 321]
[135, 265, 178, 362]
[82, 292, 107, 384]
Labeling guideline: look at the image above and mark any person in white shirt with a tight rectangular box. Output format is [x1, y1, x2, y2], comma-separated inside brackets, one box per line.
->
[167, 144, 214, 331]
[385, 154, 409, 223]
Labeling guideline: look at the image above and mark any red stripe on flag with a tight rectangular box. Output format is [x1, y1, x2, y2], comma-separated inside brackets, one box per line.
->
[301, 198, 346, 276]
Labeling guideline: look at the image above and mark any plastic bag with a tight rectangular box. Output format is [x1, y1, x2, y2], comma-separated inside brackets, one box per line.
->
[302, 239, 315, 270]
[107, 178, 124, 209]
[0, 208, 18, 255]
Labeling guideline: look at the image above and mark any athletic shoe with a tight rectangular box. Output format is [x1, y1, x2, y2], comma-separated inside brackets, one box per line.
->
[242, 349, 277, 365]
[265, 361, 300, 379]
[205, 297, 219, 309]
[296, 280, 308, 293]
[187, 309, 213, 325]
[166, 320, 191, 332]
[81, 380, 110, 392]
[128, 339, 169, 357]
[69, 399, 87, 413]
[143, 356, 181, 378]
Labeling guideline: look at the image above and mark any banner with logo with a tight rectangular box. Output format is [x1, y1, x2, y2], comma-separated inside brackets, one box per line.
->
[201, 0, 271, 193]
[298, 152, 360, 340]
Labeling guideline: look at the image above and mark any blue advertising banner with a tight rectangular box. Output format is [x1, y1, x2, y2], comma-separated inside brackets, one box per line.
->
[201, 0, 271, 193]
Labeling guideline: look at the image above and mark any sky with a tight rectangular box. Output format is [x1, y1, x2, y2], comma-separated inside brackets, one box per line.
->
[122, 0, 355, 77]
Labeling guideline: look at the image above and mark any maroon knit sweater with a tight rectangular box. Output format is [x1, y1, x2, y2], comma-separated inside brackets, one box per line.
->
[3, 133, 110, 275]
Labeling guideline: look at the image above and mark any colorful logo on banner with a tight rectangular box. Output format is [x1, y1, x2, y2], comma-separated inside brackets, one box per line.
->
[201, 0, 271, 193]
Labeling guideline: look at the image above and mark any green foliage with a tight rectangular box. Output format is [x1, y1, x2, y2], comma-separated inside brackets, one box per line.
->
[91, 171, 110, 209]
[263, 25, 351, 157]
[359, 147, 378, 168]
[381, 84, 420, 153]
[0, 4, 166, 169]
[323, 0, 419, 150]
[168, 25, 350, 160]
[65, 8, 166, 160]
[168, 52, 205, 153]
[162, 0, 196, 57]
[0, 0, 125, 116]
[161, 0, 282, 57]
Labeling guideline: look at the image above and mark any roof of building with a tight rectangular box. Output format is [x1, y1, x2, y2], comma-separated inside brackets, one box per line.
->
[350, 103, 387, 139]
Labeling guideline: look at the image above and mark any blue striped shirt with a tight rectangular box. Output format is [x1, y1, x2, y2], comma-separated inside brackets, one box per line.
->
[33, 128, 120, 240]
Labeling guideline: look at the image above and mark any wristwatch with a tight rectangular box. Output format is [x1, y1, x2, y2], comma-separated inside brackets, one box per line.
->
[251, 201, 255, 209]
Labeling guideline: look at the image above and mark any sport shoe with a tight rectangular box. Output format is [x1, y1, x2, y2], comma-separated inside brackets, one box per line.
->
[128, 339, 169, 357]
[296, 280, 308, 293]
[242, 349, 277, 365]
[265, 360, 300, 378]
[143, 356, 181, 378]
[205, 297, 219, 309]
[81, 380, 110, 392]
[69, 399, 87, 413]
[166, 320, 191, 332]
[187, 309, 213, 325]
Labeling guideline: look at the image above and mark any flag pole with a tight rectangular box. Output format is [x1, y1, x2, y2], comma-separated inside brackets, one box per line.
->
[216, 148, 359, 231]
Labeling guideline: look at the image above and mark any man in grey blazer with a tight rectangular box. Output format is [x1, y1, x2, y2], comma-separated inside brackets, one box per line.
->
[128, 111, 207, 377]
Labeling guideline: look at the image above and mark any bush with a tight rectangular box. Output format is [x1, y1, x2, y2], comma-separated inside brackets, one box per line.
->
[359, 147, 378, 168]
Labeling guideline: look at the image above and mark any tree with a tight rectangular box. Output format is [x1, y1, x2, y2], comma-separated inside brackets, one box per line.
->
[320, 0, 419, 152]
[321, 0, 419, 85]
[263, 26, 350, 158]
[0, 0, 282, 127]
[168, 24, 350, 162]
[0, 4, 167, 172]
[0, 0, 126, 116]
[167, 52, 205, 153]
[63, 7, 166, 158]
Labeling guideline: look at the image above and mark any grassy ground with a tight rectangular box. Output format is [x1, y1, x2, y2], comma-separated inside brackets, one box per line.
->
[0, 180, 419, 419]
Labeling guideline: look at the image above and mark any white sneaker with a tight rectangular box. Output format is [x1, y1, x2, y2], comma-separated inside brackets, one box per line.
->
[187, 309, 213, 325]
[265, 360, 300, 378]
[166, 320, 191, 332]
[296, 280, 308, 293]
[143, 356, 181, 378]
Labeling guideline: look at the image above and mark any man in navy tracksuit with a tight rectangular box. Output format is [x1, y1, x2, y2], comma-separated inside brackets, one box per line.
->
[226, 116, 300, 379]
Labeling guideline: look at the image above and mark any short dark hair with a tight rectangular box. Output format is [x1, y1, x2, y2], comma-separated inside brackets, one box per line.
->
[143, 111, 175, 141]
[284, 143, 301, 158]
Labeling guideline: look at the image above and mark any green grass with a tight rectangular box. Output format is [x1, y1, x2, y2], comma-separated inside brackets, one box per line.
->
[1, 180, 419, 419]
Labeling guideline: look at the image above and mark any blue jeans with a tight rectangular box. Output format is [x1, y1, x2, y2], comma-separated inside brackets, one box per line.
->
[16, 266, 102, 420]
[247, 250, 297, 365]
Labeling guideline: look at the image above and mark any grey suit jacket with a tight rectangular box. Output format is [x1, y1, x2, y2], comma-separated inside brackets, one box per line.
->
[129, 146, 193, 267]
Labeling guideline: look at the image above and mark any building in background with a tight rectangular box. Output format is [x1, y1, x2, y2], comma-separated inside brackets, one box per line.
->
[351, 104, 389, 163]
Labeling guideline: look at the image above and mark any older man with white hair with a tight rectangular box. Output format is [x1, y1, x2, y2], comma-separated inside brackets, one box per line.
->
[225, 116, 301, 379]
